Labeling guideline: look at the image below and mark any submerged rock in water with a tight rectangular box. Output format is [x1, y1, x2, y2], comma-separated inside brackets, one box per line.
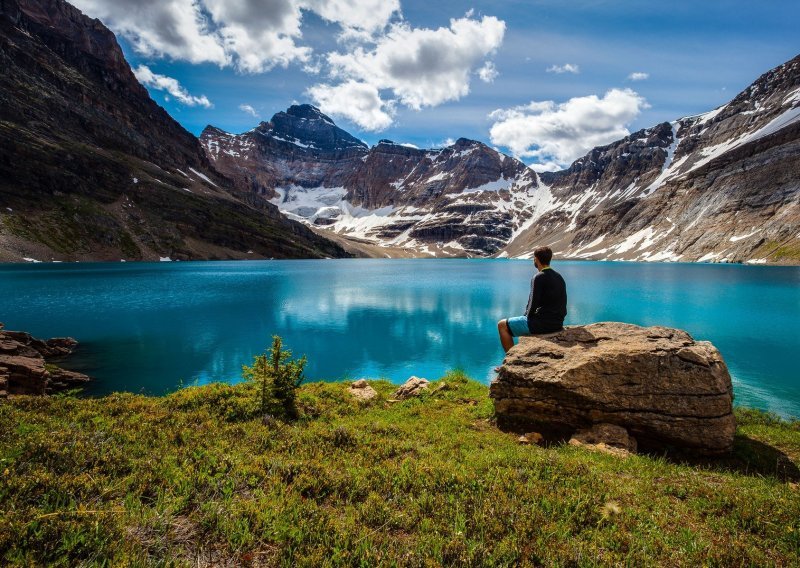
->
[490, 322, 736, 455]
[0, 323, 90, 397]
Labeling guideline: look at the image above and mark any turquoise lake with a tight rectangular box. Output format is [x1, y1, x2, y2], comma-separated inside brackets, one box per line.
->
[1, 259, 798, 417]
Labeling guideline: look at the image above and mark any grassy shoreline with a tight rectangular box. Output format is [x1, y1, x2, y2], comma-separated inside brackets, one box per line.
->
[1, 373, 798, 566]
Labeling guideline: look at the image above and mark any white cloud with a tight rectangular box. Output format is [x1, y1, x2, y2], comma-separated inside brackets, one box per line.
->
[628, 72, 649, 81]
[72, 0, 399, 74]
[302, 0, 400, 37]
[75, 0, 505, 131]
[310, 15, 505, 129]
[239, 104, 259, 117]
[202, 0, 312, 73]
[72, 0, 230, 66]
[546, 63, 580, 74]
[325, 16, 505, 109]
[302, 56, 324, 75]
[488, 88, 648, 170]
[478, 61, 498, 83]
[307, 80, 395, 131]
[133, 65, 213, 107]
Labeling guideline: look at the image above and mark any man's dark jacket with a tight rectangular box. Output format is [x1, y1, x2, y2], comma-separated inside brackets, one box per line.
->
[525, 267, 567, 333]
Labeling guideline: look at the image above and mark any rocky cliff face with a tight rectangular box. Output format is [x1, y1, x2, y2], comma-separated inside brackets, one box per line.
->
[201, 104, 369, 197]
[510, 55, 800, 264]
[203, 55, 800, 263]
[0, 0, 347, 261]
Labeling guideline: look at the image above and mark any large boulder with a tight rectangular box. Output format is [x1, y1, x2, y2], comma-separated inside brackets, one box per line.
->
[490, 322, 736, 455]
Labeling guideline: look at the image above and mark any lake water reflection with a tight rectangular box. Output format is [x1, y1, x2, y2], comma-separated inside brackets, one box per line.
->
[1, 259, 798, 417]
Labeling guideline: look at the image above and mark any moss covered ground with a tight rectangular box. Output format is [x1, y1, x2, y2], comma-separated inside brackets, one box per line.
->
[1, 373, 798, 566]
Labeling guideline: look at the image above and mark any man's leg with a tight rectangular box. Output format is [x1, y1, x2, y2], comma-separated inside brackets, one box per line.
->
[497, 319, 515, 353]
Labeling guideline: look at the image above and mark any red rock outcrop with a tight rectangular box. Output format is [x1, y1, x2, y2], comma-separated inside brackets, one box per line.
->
[0, 323, 90, 397]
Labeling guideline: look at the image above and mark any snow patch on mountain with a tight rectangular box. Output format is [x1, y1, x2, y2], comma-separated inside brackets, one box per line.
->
[746, 105, 800, 142]
[188, 167, 218, 187]
[461, 177, 512, 194]
[729, 228, 759, 242]
[642, 122, 681, 195]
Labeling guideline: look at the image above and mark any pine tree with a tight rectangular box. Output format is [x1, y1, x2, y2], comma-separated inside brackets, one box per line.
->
[242, 335, 306, 421]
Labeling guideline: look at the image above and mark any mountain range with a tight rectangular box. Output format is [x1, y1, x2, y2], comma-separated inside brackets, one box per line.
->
[1, 0, 797, 264]
[0, 0, 347, 261]
[203, 57, 800, 264]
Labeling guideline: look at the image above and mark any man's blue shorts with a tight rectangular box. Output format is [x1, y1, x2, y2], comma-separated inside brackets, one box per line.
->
[506, 316, 531, 337]
[506, 316, 564, 337]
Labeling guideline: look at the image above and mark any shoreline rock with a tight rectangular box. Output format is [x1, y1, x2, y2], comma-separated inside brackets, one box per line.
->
[490, 322, 736, 455]
[348, 379, 378, 401]
[393, 376, 429, 399]
[0, 323, 90, 398]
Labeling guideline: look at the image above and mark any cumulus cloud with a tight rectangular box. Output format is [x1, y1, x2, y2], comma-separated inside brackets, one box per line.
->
[326, 16, 504, 109]
[203, 0, 311, 73]
[302, 56, 324, 75]
[478, 61, 498, 83]
[133, 65, 213, 107]
[488, 88, 648, 170]
[73, 0, 229, 66]
[75, 0, 504, 131]
[306, 80, 395, 131]
[309, 15, 505, 129]
[546, 63, 580, 74]
[628, 71, 649, 81]
[72, 0, 400, 73]
[303, 0, 400, 38]
[239, 104, 259, 117]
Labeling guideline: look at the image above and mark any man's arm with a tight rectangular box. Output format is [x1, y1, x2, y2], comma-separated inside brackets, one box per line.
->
[529, 273, 543, 316]
[525, 275, 540, 316]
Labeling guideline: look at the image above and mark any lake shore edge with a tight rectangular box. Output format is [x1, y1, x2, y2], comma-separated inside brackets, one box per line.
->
[3, 256, 800, 266]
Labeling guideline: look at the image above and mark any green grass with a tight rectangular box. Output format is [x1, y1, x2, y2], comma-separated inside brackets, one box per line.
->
[754, 239, 800, 263]
[1, 372, 798, 566]
[1, 195, 141, 258]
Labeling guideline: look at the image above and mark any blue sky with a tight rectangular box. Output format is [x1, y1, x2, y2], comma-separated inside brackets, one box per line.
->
[73, 0, 799, 170]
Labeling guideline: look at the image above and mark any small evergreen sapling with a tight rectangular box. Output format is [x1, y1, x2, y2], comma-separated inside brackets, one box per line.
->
[242, 335, 306, 421]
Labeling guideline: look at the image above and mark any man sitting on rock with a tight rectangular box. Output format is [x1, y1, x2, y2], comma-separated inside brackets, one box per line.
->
[497, 246, 567, 355]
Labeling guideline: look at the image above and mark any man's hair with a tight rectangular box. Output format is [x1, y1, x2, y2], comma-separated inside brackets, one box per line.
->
[533, 246, 553, 266]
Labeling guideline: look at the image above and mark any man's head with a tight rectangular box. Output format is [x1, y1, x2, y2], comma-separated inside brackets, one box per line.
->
[533, 246, 553, 270]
